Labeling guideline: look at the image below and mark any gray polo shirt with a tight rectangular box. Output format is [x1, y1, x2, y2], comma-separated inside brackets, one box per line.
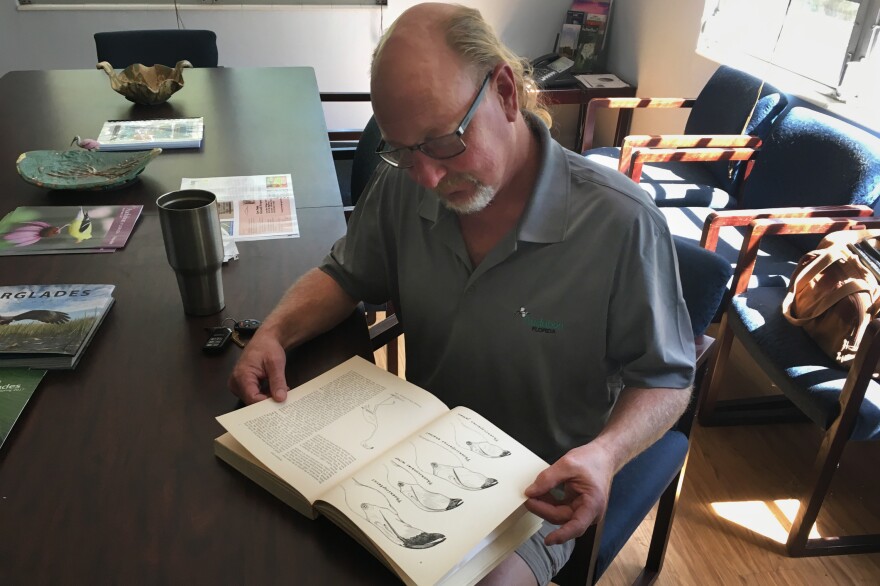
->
[321, 114, 694, 463]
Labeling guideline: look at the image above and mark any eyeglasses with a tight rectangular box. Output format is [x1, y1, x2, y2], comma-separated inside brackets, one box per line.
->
[376, 70, 493, 169]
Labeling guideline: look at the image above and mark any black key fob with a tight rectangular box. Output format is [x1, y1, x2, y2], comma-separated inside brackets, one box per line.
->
[234, 319, 261, 337]
[203, 327, 232, 354]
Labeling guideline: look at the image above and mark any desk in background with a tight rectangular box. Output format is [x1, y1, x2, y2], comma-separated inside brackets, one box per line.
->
[0, 68, 396, 584]
[540, 83, 637, 153]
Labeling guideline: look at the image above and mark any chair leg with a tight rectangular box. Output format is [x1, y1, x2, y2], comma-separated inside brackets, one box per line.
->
[633, 454, 689, 586]
[386, 338, 398, 375]
[696, 314, 734, 425]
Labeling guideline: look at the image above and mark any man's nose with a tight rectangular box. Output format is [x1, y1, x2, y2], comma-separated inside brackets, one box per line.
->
[408, 151, 447, 189]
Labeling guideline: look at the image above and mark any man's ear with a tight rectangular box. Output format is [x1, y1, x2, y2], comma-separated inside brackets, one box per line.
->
[494, 64, 519, 122]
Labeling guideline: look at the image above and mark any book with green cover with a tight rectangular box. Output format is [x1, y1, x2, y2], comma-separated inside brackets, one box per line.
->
[0, 284, 115, 369]
[0, 368, 47, 450]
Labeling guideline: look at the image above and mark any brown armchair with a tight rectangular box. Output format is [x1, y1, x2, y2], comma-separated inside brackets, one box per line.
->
[697, 215, 880, 556]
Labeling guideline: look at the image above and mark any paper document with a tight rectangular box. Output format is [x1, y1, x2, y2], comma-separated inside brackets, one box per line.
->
[180, 174, 299, 242]
[575, 73, 631, 89]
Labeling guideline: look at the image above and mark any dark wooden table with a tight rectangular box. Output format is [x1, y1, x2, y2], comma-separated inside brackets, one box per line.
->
[0, 68, 392, 584]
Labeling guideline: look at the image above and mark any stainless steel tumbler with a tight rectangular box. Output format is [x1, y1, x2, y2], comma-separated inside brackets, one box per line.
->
[156, 189, 225, 316]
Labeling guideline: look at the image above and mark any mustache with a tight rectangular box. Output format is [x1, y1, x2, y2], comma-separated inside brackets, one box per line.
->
[436, 173, 480, 194]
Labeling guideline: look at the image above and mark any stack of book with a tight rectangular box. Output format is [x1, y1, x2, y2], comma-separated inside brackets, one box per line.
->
[97, 117, 204, 151]
[0, 205, 142, 256]
[0, 284, 116, 369]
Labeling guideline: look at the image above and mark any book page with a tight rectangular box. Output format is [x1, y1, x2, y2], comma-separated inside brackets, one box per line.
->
[216, 357, 450, 506]
[316, 406, 547, 586]
[181, 174, 299, 241]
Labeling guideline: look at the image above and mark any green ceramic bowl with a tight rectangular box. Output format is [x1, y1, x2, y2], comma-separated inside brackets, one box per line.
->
[16, 148, 162, 191]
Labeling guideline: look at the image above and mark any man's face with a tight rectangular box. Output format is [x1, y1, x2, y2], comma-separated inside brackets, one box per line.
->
[372, 62, 509, 215]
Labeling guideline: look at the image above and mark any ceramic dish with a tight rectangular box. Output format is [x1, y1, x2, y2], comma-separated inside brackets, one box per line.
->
[97, 60, 191, 106]
[16, 148, 162, 191]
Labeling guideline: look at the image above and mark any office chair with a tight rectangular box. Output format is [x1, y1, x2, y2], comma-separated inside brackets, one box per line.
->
[94, 29, 219, 69]
[323, 93, 396, 372]
[582, 65, 787, 209]
[552, 237, 731, 585]
[697, 215, 880, 556]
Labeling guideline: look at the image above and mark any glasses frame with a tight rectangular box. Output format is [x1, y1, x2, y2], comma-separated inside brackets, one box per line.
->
[376, 69, 494, 169]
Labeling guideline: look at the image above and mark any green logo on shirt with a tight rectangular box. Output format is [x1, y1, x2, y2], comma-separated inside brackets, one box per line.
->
[518, 307, 563, 334]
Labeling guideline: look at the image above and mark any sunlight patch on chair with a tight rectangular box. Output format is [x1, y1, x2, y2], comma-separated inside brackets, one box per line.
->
[711, 499, 821, 543]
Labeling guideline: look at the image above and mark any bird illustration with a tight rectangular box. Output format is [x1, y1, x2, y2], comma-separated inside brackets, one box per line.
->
[0, 310, 70, 325]
[64, 207, 93, 243]
[465, 440, 511, 458]
[360, 503, 446, 549]
[430, 462, 498, 490]
[397, 481, 463, 512]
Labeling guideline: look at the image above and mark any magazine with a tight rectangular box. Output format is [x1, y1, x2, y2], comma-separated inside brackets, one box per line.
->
[180, 174, 300, 241]
[0, 367, 47, 451]
[97, 117, 204, 151]
[215, 357, 547, 586]
[0, 205, 142, 256]
[568, 1, 614, 74]
[0, 284, 115, 369]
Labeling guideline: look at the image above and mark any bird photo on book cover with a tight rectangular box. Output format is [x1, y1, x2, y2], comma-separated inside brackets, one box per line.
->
[0, 205, 142, 254]
[0, 284, 115, 357]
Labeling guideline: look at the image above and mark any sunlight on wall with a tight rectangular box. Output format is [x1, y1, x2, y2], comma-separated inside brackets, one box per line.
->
[711, 499, 821, 543]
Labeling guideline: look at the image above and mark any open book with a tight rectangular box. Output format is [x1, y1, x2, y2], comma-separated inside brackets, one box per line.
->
[215, 357, 547, 586]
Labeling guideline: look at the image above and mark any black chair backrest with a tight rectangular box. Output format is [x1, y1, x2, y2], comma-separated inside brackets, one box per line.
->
[350, 116, 383, 207]
[94, 30, 218, 69]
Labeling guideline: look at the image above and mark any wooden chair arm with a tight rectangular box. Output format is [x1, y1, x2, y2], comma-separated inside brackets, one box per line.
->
[619, 134, 762, 176]
[730, 216, 880, 296]
[628, 146, 757, 182]
[582, 96, 696, 152]
[699, 205, 875, 252]
[368, 312, 402, 351]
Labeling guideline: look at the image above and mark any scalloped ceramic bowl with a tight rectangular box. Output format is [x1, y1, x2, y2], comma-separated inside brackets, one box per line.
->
[97, 60, 192, 106]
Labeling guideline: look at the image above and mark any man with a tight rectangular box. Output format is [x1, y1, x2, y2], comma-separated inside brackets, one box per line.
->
[229, 3, 695, 584]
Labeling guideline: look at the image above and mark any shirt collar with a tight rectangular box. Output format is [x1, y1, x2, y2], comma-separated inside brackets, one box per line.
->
[418, 110, 571, 244]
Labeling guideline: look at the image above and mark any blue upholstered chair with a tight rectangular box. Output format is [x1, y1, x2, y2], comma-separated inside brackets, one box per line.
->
[554, 238, 732, 585]
[94, 30, 219, 68]
[660, 106, 880, 306]
[582, 66, 787, 208]
[697, 215, 880, 556]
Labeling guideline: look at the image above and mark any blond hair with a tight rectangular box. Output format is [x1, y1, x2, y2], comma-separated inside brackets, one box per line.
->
[372, 4, 552, 128]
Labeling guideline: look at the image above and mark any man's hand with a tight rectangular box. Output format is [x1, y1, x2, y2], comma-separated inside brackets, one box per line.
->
[523, 442, 616, 545]
[228, 329, 290, 404]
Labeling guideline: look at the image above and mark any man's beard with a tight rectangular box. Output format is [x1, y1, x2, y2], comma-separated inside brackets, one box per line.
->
[435, 174, 497, 215]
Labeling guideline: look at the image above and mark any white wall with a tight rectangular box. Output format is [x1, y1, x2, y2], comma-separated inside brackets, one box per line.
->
[1, 1, 571, 129]
[605, 0, 719, 135]
[1, 0, 722, 138]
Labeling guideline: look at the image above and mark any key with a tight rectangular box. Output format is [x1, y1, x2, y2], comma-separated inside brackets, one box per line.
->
[230, 330, 246, 349]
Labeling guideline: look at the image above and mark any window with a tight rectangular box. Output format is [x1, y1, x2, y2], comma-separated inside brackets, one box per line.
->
[699, 0, 880, 101]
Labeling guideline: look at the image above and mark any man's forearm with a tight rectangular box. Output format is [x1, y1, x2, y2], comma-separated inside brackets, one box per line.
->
[261, 267, 360, 349]
[590, 386, 692, 474]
